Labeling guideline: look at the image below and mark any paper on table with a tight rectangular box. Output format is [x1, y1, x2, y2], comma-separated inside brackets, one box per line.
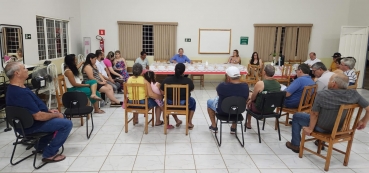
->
[280, 84, 287, 91]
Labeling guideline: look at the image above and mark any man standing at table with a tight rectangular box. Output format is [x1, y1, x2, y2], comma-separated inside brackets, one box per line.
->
[170, 48, 191, 64]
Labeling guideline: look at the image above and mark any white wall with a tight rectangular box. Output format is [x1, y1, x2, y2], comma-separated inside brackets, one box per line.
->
[80, 0, 350, 60]
[0, 0, 81, 67]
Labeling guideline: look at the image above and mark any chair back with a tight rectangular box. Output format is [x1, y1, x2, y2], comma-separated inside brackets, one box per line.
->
[297, 84, 318, 112]
[288, 59, 302, 64]
[220, 96, 247, 115]
[62, 92, 89, 109]
[259, 91, 286, 116]
[281, 64, 293, 79]
[347, 71, 360, 89]
[246, 64, 260, 81]
[55, 75, 67, 112]
[164, 84, 189, 111]
[330, 104, 363, 139]
[5, 106, 34, 131]
[123, 83, 149, 110]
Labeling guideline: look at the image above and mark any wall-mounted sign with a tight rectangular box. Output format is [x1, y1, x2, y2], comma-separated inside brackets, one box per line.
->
[99, 29, 105, 35]
[240, 36, 248, 45]
[25, 34, 31, 39]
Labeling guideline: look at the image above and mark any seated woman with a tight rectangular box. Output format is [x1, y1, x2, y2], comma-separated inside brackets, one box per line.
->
[227, 49, 241, 64]
[160, 63, 196, 129]
[64, 54, 104, 113]
[126, 63, 162, 125]
[16, 48, 23, 62]
[114, 50, 130, 82]
[82, 53, 122, 106]
[246, 64, 281, 129]
[250, 52, 263, 68]
[103, 51, 124, 80]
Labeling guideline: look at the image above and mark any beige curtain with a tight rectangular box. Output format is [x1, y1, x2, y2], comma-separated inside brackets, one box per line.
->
[275, 27, 282, 57]
[153, 25, 177, 61]
[254, 26, 276, 62]
[118, 24, 143, 61]
[284, 27, 298, 61]
[296, 27, 312, 61]
[1, 28, 7, 55]
[17, 28, 22, 51]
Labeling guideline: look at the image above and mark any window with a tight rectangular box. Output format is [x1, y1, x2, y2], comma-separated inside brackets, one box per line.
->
[5, 28, 21, 53]
[36, 16, 68, 60]
[273, 27, 286, 56]
[142, 25, 154, 56]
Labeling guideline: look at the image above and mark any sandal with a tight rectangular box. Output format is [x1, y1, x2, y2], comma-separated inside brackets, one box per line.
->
[111, 101, 123, 107]
[155, 121, 164, 126]
[188, 124, 194, 130]
[90, 95, 103, 101]
[42, 154, 66, 163]
[167, 125, 175, 129]
[175, 120, 182, 127]
[94, 110, 105, 114]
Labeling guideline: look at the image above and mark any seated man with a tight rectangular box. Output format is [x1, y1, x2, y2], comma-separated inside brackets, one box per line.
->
[170, 48, 191, 64]
[96, 50, 121, 93]
[339, 57, 357, 86]
[246, 64, 280, 129]
[207, 66, 249, 133]
[135, 51, 149, 70]
[160, 63, 196, 129]
[5, 62, 72, 163]
[330, 52, 341, 71]
[284, 64, 315, 108]
[311, 62, 334, 91]
[286, 73, 369, 153]
[304, 52, 321, 78]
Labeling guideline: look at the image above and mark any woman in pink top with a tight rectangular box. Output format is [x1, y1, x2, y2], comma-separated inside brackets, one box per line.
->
[143, 71, 181, 128]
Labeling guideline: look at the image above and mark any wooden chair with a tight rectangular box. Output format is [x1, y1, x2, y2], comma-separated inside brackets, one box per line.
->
[276, 84, 318, 128]
[190, 60, 204, 87]
[55, 75, 85, 126]
[288, 59, 302, 64]
[276, 64, 293, 86]
[123, 83, 154, 134]
[347, 71, 360, 89]
[299, 104, 363, 171]
[242, 64, 260, 86]
[163, 84, 189, 135]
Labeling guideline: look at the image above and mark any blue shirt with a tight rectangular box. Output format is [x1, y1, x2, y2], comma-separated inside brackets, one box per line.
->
[170, 54, 191, 63]
[284, 75, 315, 108]
[6, 85, 49, 131]
[216, 82, 249, 114]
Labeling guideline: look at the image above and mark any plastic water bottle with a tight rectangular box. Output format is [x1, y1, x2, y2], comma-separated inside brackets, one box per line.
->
[205, 61, 208, 66]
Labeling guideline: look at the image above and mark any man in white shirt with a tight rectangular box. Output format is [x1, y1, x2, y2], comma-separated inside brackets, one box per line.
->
[304, 52, 321, 78]
[340, 57, 357, 86]
[311, 62, 334, 91]
[95, 50, 121, 92]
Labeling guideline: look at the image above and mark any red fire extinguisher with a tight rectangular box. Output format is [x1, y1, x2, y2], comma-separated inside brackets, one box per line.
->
[96, 35, 104, 52]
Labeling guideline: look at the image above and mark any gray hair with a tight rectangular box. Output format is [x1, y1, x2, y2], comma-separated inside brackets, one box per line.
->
[331, 73, 349, 89]
[264, 64, 275, 77]
[132, 63, 143, 77]
[341, 57, 355, 69]
[4, 62, 22, 80]
[311, 62, 327, 71]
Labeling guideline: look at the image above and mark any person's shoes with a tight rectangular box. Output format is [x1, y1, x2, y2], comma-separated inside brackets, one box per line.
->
[285, 141, 300, 153]
[209, 125, 218, 133]
[230, 127, 236, 134]
[314, 140, 325, 150]
[289, 121, 293, 125]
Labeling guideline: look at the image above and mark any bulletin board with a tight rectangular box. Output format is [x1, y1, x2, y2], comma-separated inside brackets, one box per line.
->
[198, 29, 231, 54]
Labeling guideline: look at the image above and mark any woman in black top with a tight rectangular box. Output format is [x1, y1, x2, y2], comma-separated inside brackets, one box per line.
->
[250, 52, 263, 68]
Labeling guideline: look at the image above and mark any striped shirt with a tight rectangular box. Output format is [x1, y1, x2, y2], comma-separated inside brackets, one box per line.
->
[313, 89, 369, 132]
[344, 69, 357, 85]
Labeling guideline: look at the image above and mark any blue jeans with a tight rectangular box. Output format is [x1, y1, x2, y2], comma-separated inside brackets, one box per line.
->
[349, 82, 355, 86]
[291, 112, 328, 146]
[128, 98, 158, 109]
[207, 96, 219, 113]
[23, 116, 73, 158]
[167, 97, 196, 111]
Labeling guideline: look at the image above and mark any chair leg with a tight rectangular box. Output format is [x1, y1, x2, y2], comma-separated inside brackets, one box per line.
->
[10, 138, 35, 166]
[285, 113, 289, 126]
[80, 117, 84, 126]
[86, 113, 94, 139]
[276, 118, 281, 141]
[262, 118, 266, 130]
[125, 111, 128, 133]
[32, 139, 47, 169]
[185, 113, 189, 136]
[256, 119, 261, 143]
[324, 140, 334, 171]
[145, 113, 148, 134]
[317, 140, 323, 154]
[244, 114, 248, 132]
[151, 111, 154, 127]
[164, 114, 167, 135]
[344, 139, 354, 166]
[299, 133, 305, 158]
[235, 121, 244, 147]
[215, 119, 222, 146]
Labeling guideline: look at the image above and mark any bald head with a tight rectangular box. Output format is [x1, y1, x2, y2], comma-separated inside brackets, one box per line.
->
[329, 73, 349, 89]
[4, 62, 22, 80]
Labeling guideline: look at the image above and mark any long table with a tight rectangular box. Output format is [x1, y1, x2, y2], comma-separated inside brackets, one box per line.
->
[149, 63, 248, 75]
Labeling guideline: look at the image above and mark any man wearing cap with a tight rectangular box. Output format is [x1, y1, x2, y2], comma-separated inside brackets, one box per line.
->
[304, 52, 321, 78]
[330, 52, 341, 71]
[207, 66, 249, 133]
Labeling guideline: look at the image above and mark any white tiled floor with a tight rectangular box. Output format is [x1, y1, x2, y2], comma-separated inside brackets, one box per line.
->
[1, 82, 369, 173]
